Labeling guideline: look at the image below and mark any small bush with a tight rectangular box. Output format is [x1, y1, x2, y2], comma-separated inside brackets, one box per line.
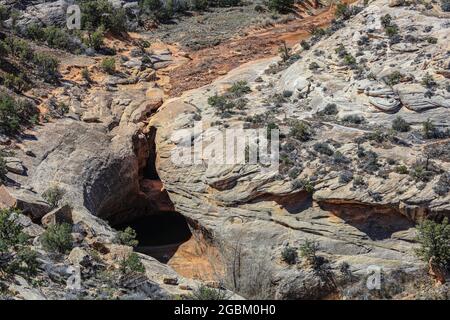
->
[339, 170, 353, 183]
[385, 25, 399, 38]
[115, 227, 139, 247]
[0, 208, 27, 254]
[299, 239, 319, 267]
[300, 40, 310, 50]
[322, 103, 338, 115]
[228, 81, 251, 98]
[81, 68, 91, 82]
[101, 57, 116, 74]
[309, 61, 320, 71]
[422, 119, 438, 139]
[208, 94, 234, 116]
[79, 0, 128, 34]
[380, 14, 392, 28]
[267, 0, 294, 13]
[313, 142, 334, 156]
[32, 53, 60, 83]
[421, 73, 436, 89]
[392, 116, 410, 132]
[41, 223, 72, 254]
[341, 114, 365, 124]
[395, 165, 408, 175]
[0, 93, 37, 135]
[281, 246, 298, 265]
[190, 284, 229, 300]
[0, 154, 7, 182]
[433, 173, 450, 196]
[83, 27, 105, 50]
[292, 179, 314, 193]
[415, 218, 450, 269]
[289, 120, 312, 141]
[120, 252, 145, 274]
[385, 71, 402, 86]
[42, 186, 65, 209]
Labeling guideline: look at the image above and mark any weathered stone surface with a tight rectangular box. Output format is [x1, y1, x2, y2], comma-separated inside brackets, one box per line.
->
[41, 205, 73, 227]
[0, 186, 50, 220]
[149, 0, 450, 299]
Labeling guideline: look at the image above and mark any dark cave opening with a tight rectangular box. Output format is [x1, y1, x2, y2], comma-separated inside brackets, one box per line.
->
[143, 127, 160, 180]
[115, 211, 193, 263]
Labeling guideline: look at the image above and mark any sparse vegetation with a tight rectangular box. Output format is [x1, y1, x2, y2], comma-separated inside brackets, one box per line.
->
[392, 116, 410, 132]
[281, 246, 297, 265]
[267, 0, 294, 14]
[313, 142, 334, 156]
[42, 186, 66, 209]
[299, 239, 319, 267]
[115, 227, 139, 247]
[41, 223, 73, 254]
[120, 252, 145, 274]
[0, 92, 37, 135]
[228, 81, 251, 98]
[101, 57, 116, 74]
[79, 0, 128, 34]
[385, 71, 402, 86]
[189, 284, 229, 300]
[415, 218, 450, 270]
[289, 120, 312, 141]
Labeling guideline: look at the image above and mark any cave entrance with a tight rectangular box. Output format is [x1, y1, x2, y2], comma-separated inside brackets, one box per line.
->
[116, 211, 192, 263]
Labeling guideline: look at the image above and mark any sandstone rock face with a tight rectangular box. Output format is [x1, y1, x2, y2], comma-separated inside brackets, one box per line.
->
[150, 0, 450, 298]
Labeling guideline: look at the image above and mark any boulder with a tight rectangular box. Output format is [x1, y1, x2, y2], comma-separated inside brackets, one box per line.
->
[41, 205, 73, 227]
[0, 186, 50, 220]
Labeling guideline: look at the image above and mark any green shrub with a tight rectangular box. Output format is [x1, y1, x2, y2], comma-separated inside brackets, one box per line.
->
[341, 114, 365, 124]
[289, 120, 312, 141]
[5, 37, 34, 61]
[322, 103, 338, 115]
[83, 27, 105, 50]
[3, 73, 28, 92]
[42, 186, 65, 209]
[313, 142, 334, 156]
[140, 0, 175, 20]
[81, 68, 91, 82]
[208, 94, 234, 116]
[308, 61, 320, 71]
[0, 208, 27, 254]
[0, 93, 37, 135]
[41, 223, 73, 254]
[16, 248, 39, 278]
[267, 0, 294, 13]
[190, 284, 229, 300]
[299, 239, 319, 266]
[101, 57, 116, 74]
[281, 246, 297, 265]
[441, 0, 450, 12]
[40, 26, 79, 52]
[415, 218, 450, 269]
[422, 119, 437, 139]
[228, 81, 251, 98]
[395, 165, 408, 174]
[380, 14, 392, 28]
[385, 25, 398, 38]
[0, 154, 7, 182]
[79, 0, 128, 34]
[335, 3, 350, 19]
[120, 252, 145, 274]
[421, 73, 436, 89]
[385, 71, 402, 86]
[292, 179, 314, 193]
[300, 40, 310, 50]
[32, 53, 60, 83]
[343, 54, 356, 67]
[115, 227, 139, 247]
[392, 116, 410, 132]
